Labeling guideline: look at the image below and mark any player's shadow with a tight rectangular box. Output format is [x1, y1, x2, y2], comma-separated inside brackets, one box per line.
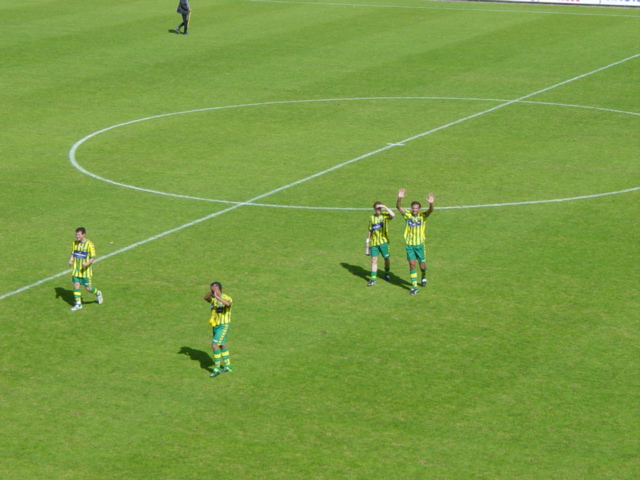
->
[340, 263, 413, 290]
[56, 287, 99, 305]
[178, 347, 214, 372]
[168, 29, 181, 34]
[55, 287, 76, 306]
[340, 263, 369, 281]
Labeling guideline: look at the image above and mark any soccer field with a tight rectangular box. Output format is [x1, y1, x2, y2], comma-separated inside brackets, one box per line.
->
[1, 1, 639, 478]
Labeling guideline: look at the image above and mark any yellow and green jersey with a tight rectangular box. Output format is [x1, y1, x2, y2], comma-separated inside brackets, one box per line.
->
[70, 240, 96, 278]
[208, 293, 233, 327]
[402, 211, 430, 246]
[368, 211, 392, 246]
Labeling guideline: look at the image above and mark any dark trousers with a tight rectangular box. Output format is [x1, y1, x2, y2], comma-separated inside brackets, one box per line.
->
[178, 13, 189, 33]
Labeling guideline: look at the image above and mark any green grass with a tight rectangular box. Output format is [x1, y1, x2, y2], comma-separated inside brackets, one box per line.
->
[1, 1, 639, 479]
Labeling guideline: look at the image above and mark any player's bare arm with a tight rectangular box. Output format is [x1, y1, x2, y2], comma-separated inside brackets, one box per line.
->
[214, 292, 231, 306]
[396, 188, 406, 214]
[380, 204, 395, 218]
[211, 284, 231, 306]
[424, 193, 435, 217]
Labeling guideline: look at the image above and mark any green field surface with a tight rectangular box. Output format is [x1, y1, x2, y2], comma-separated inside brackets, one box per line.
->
[1, 1, 638, 479]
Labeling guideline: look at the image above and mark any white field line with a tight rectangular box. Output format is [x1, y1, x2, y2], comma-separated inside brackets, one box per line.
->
[69, 98, 640, 209]
[69, 97, 509, 205]
[247, 0, 640, 18]
[199, 187, 640, 210]
[437, 187, 640, 209]
[1, 54, 639, 301]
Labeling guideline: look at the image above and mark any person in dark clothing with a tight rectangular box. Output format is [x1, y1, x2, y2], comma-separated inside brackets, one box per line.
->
[175, 0, 191, 35]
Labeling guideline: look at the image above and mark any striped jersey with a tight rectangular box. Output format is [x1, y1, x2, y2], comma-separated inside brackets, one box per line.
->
[368, 211, 393, 246]
[402, 211, 430, 246]
[70, 240, 96, 278]
[208, 293, 233, 326]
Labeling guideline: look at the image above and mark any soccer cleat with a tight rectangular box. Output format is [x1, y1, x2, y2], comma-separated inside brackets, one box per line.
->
[384, 274, 391, 281]
[70, 304, 83, 311]
[209, 367, 221, 378]
[421, 278, 427, 287]
[175, 26, 181, 34]
[221, 366, 233, 374]
[96, 290, 103, 305]
[367, 280, 376, 286]
[182, 32, 189, 35]
[409, 287, 419, 295]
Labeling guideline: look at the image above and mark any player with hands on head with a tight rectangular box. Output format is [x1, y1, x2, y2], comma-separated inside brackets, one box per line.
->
[366, 201, 395, 286]
[204, 282, 233, 377]
[396, 189, 435, 295]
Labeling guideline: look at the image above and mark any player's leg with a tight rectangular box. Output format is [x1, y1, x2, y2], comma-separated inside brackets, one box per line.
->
[407, 247, 419, 294]
[219, 330, 232, 373]
[420, 262, 427, 286]
[381, 243, 391, 281]
[71, 278, 83, 310]
[368, 252, 378, 286]
[210, 345, 221, 377]
[210, 325, 224, 377]
[409, 267, 419, 291]
[84, 280, 103, 304]
[418, 245, 428, 286]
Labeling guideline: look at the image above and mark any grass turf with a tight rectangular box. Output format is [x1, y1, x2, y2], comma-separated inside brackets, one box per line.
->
[0, 1, 638, 479]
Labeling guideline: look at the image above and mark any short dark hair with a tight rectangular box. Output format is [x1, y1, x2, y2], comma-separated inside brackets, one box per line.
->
[75, 227, 86, 234]
[411, 201, 421, 208]
[373, 201, 382, 209]
[211, 282, 222, 290]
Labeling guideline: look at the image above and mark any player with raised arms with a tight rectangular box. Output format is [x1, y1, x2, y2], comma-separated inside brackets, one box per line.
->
[396, 189, 435, 295]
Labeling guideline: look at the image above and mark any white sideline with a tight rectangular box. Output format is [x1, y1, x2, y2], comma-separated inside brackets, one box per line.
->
[1, 53, 639, 301]
[247, 0, 640, 18]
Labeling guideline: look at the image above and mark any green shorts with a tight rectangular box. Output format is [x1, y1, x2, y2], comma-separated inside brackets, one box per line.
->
[370, 242, 390, 258]
[405, 244, 425, 263]
[72, 276, 92, 287]
[212, 323, 230, 346]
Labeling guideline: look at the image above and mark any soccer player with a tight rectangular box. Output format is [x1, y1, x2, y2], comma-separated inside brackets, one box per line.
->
[366, 201, 395, 286]
[68, 227, 103, 311]
[205, 282, 233, 378]
[396, 188, 435, 295]
[175, 0, 191, 35]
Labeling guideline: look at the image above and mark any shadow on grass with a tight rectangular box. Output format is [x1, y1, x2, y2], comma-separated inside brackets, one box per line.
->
[340, 262, 369, 281]
[178, 347, 214, 372]
[55, 287, 76, 306]
[339, 263, 413, 291]
[55, 287, 99, 305]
